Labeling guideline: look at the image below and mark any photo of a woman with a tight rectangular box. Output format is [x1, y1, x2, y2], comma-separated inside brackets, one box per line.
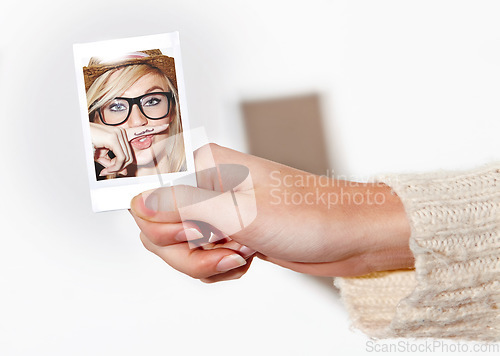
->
[84, 49, 186, 180]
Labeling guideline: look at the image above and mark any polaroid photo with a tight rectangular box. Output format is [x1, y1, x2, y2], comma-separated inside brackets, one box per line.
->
[73, 32, 196, 212]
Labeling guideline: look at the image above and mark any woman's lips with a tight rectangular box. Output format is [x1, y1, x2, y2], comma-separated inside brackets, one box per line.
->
[130, 134, 153, 150]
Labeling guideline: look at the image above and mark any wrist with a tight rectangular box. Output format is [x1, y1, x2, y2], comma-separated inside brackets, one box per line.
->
[338, 181, 414, 274]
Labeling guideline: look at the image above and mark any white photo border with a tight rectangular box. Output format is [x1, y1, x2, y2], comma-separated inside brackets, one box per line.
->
[73, 32, 196, 212]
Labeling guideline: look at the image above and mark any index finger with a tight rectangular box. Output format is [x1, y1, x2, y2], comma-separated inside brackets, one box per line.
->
[125, 124, 169, 141]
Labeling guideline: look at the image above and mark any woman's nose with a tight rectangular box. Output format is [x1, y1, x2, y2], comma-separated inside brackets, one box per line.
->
[128, 104, 149, 127]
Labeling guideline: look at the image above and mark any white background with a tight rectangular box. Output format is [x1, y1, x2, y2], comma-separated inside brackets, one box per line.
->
[1, 1, 500, 355]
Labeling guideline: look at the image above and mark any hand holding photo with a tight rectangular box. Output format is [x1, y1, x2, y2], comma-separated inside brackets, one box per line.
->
[74, 32, 196, 212]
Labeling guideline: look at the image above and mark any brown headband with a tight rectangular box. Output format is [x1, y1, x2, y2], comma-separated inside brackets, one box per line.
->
[83, 49, 178, 92]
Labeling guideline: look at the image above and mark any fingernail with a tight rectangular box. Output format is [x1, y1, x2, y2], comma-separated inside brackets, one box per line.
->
[173, 230, 185, 242]
[174, 228, 204, 242]
[144, 192, 159, 212]
[216, 254, 247, 272]
[239, 245, 256, 258]
[118, 168, 128, 176]
[208, 232, 223, 243]
[185, 228, 204, 241]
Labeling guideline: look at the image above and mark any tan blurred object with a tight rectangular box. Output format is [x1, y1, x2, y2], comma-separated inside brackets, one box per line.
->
[242, 94, 329, 175]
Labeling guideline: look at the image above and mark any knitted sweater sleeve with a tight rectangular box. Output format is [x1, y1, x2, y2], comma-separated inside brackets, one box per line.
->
[334, 163, 500, 342]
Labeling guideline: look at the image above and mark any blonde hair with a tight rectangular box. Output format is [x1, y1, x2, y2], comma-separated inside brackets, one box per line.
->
[87, 62, 186, 174]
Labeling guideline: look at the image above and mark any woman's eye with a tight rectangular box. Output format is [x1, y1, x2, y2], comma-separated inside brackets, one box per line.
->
[108, 101, 127, 112]
[143, 97, 161, 107]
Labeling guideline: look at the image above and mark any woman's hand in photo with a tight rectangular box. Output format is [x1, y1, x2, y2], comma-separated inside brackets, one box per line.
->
[130, 144, 413, 283]
[89, 122, 134, 176]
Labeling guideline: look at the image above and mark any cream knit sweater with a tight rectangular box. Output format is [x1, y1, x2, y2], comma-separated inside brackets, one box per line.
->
[335, 163, 500, 342]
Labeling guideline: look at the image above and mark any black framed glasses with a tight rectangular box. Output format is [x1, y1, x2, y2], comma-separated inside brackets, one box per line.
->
[96, 92, 174, 126]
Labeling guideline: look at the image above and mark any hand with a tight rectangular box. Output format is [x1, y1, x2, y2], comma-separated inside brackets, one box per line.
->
[90, 122, 133, 176]
[130, 144, 413, 283]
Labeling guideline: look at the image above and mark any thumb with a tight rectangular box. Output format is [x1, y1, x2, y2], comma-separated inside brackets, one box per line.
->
[130, 184, 246, 237]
